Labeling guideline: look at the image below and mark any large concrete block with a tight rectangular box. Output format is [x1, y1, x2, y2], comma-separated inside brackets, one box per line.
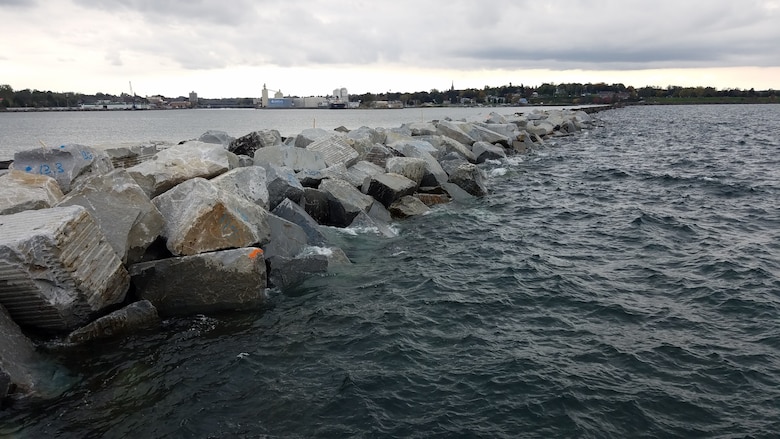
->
[0, 170, 64, 215]
[127, 141, 237, 198]
[385, 157, 427, 186]
[56, 169, 165, 264]
[389, 195, 431, 219]
[254, 144, 326, 172]
[0, 205, 129, 331]
[300, 188, 329, 225]
[305, 135, 359, 168]
[152, 177, 271, 256]
[435, 120, 477, 146]
[129, 248, 267, 316]
[12, 144, 114, 194]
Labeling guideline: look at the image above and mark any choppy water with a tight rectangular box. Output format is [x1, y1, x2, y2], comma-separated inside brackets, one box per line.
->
[2, 105, 780, 438]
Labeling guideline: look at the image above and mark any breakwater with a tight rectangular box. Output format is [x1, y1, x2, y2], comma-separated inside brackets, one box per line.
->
[0, 108, 596, 404]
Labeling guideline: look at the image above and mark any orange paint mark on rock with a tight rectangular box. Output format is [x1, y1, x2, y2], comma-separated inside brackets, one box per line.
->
[248, 248, 264, 260]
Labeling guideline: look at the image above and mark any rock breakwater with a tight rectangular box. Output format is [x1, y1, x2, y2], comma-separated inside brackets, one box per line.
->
[0, 108, 596, 404]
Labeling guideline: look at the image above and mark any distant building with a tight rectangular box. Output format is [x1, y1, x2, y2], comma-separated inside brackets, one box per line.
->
[189, 91, 198, 107]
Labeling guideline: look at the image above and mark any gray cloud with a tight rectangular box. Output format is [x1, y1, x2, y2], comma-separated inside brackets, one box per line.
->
[6, 0, 780, 73]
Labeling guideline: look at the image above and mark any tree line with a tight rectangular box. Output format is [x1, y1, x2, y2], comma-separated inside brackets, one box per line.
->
[1, 82, 777, 109]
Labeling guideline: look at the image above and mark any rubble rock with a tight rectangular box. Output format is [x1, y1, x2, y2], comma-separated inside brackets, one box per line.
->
[472, 141, 507, 163]
[0, 170, 64, 215]
[12, 144, 114, 194]
[211, 166, 270, 210]
[130, 247, 267, 316]
[362, 173, 417, 208]
[229, 130, 283, 156]
[262, 214, 308, 259]
[293, 128, 333, 148]
[198, 130, 235, 149]
[56, 169, 165, 264]
[152, 177, 271, 256]
[253, 144, 326, 172]
[264, 164, 305, 210]
[0, 205, 129, 331]
[0, 303, 39, 400]
[300, 188, 330, 225]
[127, 141, 238, 198]
[65, 300, 159, 344]
[305, 134, 359, 168]
[435, 120, 477, 146]
[389, 195, 431, 218]
[320, 178, 374, 227]
[385, 157, 427, 186]
[271, 198, 327, 246]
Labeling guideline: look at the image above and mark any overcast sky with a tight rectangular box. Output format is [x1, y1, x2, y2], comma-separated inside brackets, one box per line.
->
[2, 0, 779, 98]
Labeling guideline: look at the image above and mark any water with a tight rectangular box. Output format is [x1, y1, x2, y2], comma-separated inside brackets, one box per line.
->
[0, 106, 562, 160]
[1, 105, 780, 438]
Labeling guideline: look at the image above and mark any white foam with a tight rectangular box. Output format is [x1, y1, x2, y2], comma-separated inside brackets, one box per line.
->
[489, 168, 508, 177]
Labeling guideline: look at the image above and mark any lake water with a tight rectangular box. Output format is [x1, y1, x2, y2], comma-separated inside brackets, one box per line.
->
[1, 104, 779, 438]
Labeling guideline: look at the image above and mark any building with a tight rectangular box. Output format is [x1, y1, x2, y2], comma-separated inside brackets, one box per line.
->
[189, 91, 198, 107]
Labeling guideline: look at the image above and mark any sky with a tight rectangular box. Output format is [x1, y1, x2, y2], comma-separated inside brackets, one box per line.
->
[1, 0, 779, 99]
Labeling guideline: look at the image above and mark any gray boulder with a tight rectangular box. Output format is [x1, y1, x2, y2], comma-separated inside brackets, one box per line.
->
[300, 188, 329, 225]
[265, 164, 305, 210]
[404, 122, 438, 136]
[390, 142, 448, 187]
[296, 163, 351, 188]
[419, 135, 477, 163]
[0, 303, 39, 400]
[320, 178, 374, 227]
[445, 163, 488, 197]
[362, 173, 417, 208]
[271, 198, 327, 246]
[347, 127, 386, 159]
[65, 300, 159, 344]
[12, 144, 113, 194]
[129, 247, 267, 316]
[472, 141, 507, 163]
[56, 169, 165, 264]
[485, 112, 508, 124]
[346, 161, 386, 188]
[463, 123, 512, 146]
[0, 170, 64, 215]
[385, 157, 427, 186]
[211, 166, 270, 210]
[127, 141, 238, 198]
[293, 128, 333, 148]
[229, 130, 283, 156]
[389, 196, 431, 218]
[253, 144, 326, 172]
[0, 205, 129, 331]
[305, 134, 359, 168]
[526, 120, 555, 137]
[363, 144, 397, 168]
[266, 254, 327, 289]
[262, 214, 308, 259]
[435, 120, 477, 146]
[198, 130, 235, 148]
[99, 142, 166, 169]
[152, 178, 271, 256]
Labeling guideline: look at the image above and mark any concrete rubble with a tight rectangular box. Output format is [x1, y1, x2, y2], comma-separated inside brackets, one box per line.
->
[0, 107, 596, 404]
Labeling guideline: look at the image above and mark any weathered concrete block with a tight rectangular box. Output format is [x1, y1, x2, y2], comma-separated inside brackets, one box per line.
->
[262, 214, 308, 259]
[363, 144, 397, 168]
[389, 195, 431, 219]
[254, 144, 326, 172]
[444, 163, 488, 197]
[296, 163, 351, 188]
[362, 173, 417, 208]
[271, 198, 327, 246]
[305, 135, 359, 168]
[12, 144, 114, 194]
[265, 164, 305, 210]
[390, 142, 448, 186]
[127, 141, 238, 198]
[526, 120, 555, 137]
[472, 141, 507, 163]
[463, 123, 512, 146]
[56, 169, 165, 264]
[320, 178, 374, 227]
[211, 166, 270, 210]
[0, 303, 38, 400]
[0, 205, 129, 331]
[0, 170, 64, 215]
[229, 130, 283, 156]
[404, 122, 438, 136]
[65, 299, 159, 344]
[152, 178, 271, 256]
[129, 247, 267, 316]
[347, 127, 386, 160]
[98, 142, 167, 169]
[385, 157, 427, 186]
